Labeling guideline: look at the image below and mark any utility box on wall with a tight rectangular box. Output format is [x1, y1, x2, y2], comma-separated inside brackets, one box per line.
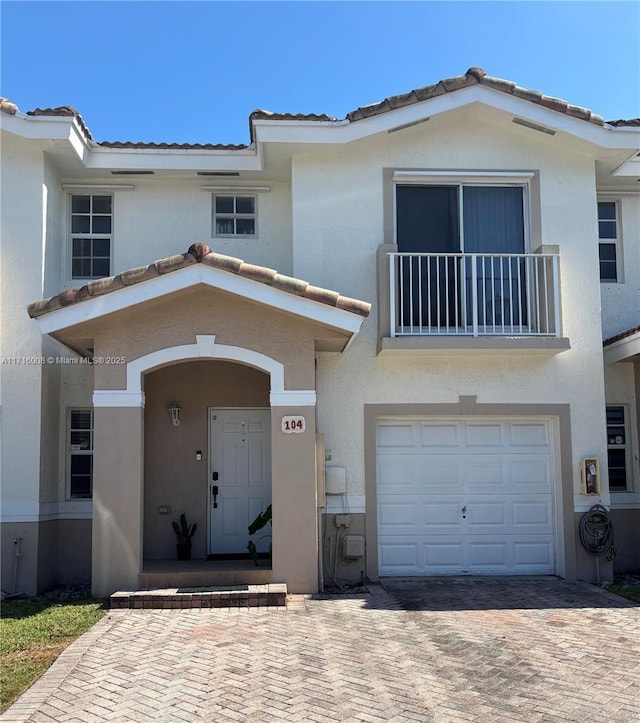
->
[325, 466, 346, 495]
[343, 535, 365, 560]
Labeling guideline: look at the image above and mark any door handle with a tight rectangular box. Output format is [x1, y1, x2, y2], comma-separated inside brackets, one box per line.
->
[461, 505, 467, 519]
[212, 485, 219, 508]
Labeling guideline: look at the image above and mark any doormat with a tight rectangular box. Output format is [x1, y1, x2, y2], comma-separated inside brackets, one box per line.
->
[176, 585, 250, 593]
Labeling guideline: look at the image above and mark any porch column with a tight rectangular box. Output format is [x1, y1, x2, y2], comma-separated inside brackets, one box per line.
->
[270, 402, 318, 593]
[92, 394, 144, 598]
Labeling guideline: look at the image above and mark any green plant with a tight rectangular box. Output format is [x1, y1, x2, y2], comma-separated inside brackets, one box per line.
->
[247, 505, 272, 566]
[172, 513, 197, 544]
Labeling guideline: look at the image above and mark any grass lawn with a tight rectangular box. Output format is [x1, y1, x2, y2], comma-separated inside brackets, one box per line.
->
[0, 597, 106, 713]
[607, 584, 640, 604]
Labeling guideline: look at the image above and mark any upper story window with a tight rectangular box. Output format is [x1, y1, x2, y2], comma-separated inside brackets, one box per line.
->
[598, 201, 619, 283]
[213, 195, 256, 238]
[70, 194, 112, 279]
[396, 183, 526, 254]
[69, 409, 93, 499]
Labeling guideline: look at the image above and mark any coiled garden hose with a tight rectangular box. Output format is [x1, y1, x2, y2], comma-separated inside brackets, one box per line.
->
[579, 504, 616, 561]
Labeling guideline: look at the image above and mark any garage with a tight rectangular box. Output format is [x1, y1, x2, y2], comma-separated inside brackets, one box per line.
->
[376, 418, 556, 576]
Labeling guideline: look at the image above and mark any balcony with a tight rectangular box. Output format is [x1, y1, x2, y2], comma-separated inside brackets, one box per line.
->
[377, 245, 570, 355]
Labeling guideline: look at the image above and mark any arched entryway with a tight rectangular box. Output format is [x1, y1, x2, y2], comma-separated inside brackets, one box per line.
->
[143, 360, 271, 562]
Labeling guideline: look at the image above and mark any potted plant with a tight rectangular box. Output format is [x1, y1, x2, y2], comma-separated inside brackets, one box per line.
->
[247, 505, 272, 566]
[172, 513, 197, 561]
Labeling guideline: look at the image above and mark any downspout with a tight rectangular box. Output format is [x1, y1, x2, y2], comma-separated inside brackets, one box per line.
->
[316, 432, 326, 593]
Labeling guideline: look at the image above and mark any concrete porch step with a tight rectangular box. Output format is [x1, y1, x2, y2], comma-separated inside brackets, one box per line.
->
[139, 560, 272, 589]
[110, 583, 287, 609]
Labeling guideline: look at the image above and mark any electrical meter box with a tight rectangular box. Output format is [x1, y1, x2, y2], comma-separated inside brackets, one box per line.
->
[343, 535, 365, 560]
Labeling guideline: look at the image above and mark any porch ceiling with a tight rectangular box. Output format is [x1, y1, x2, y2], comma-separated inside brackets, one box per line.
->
[27, 244, 371, 356]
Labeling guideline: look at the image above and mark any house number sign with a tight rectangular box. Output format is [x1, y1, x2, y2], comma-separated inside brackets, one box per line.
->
[282, 415, 305, 434]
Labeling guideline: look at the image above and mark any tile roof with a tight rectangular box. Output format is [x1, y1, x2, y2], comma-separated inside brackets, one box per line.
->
[603, 326, 640, 346]
[249, 67, 639, 130]
[3, 68, 638, 149]
[26, 244, 372, 320]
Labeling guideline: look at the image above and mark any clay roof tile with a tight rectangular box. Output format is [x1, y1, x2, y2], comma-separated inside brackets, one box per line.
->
[27, 246, 371, 322]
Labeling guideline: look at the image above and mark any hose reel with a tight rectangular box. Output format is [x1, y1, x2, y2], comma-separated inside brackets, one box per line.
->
[579, 504, 616, 559]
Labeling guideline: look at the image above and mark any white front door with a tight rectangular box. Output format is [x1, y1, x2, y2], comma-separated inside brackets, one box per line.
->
[208, 408, 271, 555]
[377, 418, 555, 576]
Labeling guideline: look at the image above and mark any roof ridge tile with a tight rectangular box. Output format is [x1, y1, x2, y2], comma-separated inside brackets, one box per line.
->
[9, 67, 636, 145]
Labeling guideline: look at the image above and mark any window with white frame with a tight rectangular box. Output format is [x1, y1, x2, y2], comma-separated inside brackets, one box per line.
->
[606, 405, 629, 492]
[70, 194, 112, 279]
[212, 195, 256, 237]
[598, 201, 619, 282]
[69, 409, 93, 498]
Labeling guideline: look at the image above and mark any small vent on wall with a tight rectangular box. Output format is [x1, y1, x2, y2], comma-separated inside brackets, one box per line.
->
[197, 171, 241, 176]
[512, 118, 556, 136]
[388, 117, 431, 134]
[111, 170, 155, 175]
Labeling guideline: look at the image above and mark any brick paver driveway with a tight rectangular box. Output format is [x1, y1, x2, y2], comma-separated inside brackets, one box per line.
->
[2, 579, 639, 722]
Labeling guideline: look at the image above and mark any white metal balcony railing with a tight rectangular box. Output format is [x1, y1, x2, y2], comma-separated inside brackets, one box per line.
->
[389, 252, 561, 338]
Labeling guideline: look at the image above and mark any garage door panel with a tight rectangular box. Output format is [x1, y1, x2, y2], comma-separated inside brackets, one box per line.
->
[513, 540, 554, 568]
[511, 458, 552, 492]
[464, 423, 505, 447]
[465, 501, 507, 530]
[422, 460, 462, 492]
[509, 422, 549, 448]
[423, 542, 464, 570]
[419, 423, 459, 447]
[377, 456, 422, 494]
[378, 500, 420, 532]
[377, 417, 556, 576]
[379, 541, 419, 569]
[377, 423, 416, 448]
[512, 499, 553, 530]
[466, 460, 506, 489]
[467, 540, 510, 569]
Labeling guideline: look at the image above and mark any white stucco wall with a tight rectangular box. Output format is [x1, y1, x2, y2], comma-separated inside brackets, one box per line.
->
[289, 108, 610, 511]
[0, 133, 46, 509]
[599, 195, 640, 339]
[54, 179, 292, 289]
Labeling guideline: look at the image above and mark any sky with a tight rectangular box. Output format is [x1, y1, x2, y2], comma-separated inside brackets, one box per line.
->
[1, 1, 639, 145]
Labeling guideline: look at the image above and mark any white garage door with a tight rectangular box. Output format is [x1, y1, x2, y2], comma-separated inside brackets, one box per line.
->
[377, 418, 556, 576]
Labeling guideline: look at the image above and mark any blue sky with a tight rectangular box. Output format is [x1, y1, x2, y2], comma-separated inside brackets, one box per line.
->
[1, 1, 638, 145]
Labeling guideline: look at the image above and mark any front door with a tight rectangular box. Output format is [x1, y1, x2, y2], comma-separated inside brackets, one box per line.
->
[208, 408, 271, 555]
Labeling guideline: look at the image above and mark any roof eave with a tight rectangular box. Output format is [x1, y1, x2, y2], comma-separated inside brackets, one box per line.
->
[604, 330, 640, 364]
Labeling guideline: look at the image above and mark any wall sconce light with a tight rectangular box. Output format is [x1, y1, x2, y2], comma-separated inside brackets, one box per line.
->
[168, 403, 182, 427]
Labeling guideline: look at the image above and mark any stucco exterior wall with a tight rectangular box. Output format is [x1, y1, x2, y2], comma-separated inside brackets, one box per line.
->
[55, 180, 293, 292]
[92, 406, 144, 597]
[1, 135, 46, 508]
[0, 523, 39, 596]
[290, 109, 609, 515]
[77, 286, 323, 391]
[0, 135, 47, 594]
[143, 360, 269, 560]
[600, 195, 640, 339]
[610, 509, 640, 572]
[56, 519, 92, 585]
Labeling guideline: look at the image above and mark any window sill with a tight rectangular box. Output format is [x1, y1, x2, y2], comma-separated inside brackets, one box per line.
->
[610, 492, 640, 509]
[377, 336, 571, 356]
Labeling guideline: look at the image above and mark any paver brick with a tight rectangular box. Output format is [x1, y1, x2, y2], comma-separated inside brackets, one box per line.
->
[2, 579, 639, 722]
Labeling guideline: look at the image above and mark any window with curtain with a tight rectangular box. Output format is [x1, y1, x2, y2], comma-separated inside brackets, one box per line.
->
[396, 184, 526, 329]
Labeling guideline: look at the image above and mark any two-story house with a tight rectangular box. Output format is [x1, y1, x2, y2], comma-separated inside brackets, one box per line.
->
[1, 67, 638, 598]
